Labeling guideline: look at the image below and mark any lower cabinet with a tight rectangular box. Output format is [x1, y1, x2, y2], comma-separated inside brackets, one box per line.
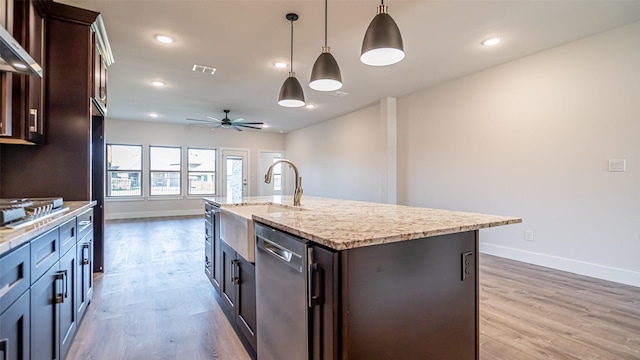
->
[219, 240, 256, 353]
[0, 291, 31, 360]
[31, 244, 77, 360]
[76, 230, 94, 321]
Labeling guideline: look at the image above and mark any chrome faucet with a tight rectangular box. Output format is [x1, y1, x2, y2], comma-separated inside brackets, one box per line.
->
[264, 159, 303, 206]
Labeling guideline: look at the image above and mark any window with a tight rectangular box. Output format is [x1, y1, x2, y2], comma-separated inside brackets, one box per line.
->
[272, 157, 282, 193]
[106, 144, 142, 197]
[187, 148, 216, 195]
[150, 146, 181, 196]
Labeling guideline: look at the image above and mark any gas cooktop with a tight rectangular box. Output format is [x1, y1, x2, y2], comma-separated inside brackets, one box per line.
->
[0, 197, 69, 229]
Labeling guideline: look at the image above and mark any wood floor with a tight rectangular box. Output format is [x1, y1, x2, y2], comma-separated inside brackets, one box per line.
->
[67, 217, 640, 359]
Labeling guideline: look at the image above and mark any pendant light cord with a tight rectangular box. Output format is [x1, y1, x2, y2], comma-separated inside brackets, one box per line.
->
[324, 0, 328, 47]
[290, 19, 294, 72]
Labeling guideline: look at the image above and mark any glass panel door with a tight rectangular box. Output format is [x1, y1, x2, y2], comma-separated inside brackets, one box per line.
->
[221, 149, 248, 199]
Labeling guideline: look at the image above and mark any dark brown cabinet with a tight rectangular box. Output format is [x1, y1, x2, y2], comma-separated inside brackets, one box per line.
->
[0, 0, 45, 144]
[219, 240, 257, 353]
[91, 16, 111, 116]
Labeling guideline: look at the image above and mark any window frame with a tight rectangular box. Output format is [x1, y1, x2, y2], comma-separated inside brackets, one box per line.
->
[187, 147, 217, 196]
[149, 145, 182, 197]
[106, 143, 143, 198]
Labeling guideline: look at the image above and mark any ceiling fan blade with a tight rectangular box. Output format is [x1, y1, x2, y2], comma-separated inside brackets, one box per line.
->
[205, 115, 223, 122]
[236, 122, 263, 125]
[186, 118, 216, 123]
[213, 124, 222, 128]
[232, 126, 242, 132]
[236, 124, 262, 130]
[231, 117, 245, 124]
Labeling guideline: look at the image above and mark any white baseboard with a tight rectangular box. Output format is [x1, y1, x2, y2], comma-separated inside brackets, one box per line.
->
[480, 242, 640, 288]
[106, 209, 202, 220]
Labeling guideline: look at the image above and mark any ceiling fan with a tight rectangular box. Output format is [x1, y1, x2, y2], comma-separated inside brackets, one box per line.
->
[187, 110, 263, 131]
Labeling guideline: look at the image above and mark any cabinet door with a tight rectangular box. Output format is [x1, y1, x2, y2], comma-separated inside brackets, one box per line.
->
[0, 290, 30, 360]
[212, 207, 222, 292]
[0, 243, 30, 316]
[30, 263, 61, 360]
[311, 245, 339, 360]
[0, 0, 14, 137]
[236, 256, 256, 352]
[24, 0, 44, 144]
[59, 245, 77, 360]
[76, 232, 93, 321]
[30, 228, 60, 285]
[220, 241, 237, 314]
[204, 221, 213, 284]
[59, 218, 77, 257]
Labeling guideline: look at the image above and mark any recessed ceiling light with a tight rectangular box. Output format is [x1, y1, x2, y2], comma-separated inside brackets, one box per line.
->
[262, 124, 270, 128]
[12, 63, 27, 69]
[151, 81, 165, 87]
[273, 62, 288, 69]
[149, 113, 159, 118]
[482, 37, 501, 46]
[305, 104, 316, 109]
[154, 34, 174, 44]
[192, 64, 216, 75]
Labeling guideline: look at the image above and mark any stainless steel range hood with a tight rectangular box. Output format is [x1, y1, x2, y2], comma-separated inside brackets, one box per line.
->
[0, 25, 42, 77]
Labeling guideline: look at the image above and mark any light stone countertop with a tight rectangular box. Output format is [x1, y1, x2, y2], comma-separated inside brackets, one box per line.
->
[0, 201, 96, 257]
[204, 196, 521, 251]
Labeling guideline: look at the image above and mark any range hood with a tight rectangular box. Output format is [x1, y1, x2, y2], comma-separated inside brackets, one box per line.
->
[0, 25, 42, 77]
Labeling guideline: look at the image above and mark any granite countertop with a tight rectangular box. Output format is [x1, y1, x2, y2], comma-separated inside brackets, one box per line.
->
[0, 201, 96, 257]
[204, 196, 521, 251]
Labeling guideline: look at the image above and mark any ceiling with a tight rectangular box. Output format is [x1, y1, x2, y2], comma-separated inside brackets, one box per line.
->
[58, 0, 640, 134]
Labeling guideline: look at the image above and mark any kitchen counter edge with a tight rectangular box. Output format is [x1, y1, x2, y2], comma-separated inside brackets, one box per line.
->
[203, 196, 522, 251]
[0, 201, 97, 257]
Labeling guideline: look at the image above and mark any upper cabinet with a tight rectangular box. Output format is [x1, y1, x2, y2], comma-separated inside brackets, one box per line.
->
[0, 0, 45, 145]
[91, 15, 112, 116]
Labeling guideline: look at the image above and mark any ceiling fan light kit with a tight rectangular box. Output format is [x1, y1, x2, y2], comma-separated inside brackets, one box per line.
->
[361, 2, 405, 66]
[278, 13, 306, 108]
[309, 0, 343, 92]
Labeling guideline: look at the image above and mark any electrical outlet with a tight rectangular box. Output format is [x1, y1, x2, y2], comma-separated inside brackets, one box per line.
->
[461, 252, 473, 281]
[524, 230, 534, 241]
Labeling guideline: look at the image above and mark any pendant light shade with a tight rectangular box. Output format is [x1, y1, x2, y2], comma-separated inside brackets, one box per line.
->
[309, 0, 342, 91]
[278, 72, 305, 107]
[278, 13, 305, 108]
[361, 3, 405, 66]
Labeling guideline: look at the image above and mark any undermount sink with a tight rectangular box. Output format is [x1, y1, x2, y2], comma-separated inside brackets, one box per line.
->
[220, 204, 306, 262]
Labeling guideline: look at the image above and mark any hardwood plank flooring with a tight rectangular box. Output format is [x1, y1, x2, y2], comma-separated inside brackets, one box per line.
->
[67, 216, 250, 360]
[67, 217, 640, 359]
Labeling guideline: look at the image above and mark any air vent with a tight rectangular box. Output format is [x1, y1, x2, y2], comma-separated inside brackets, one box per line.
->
[330, 90, 349, 97]
[192, 64, 216, 74]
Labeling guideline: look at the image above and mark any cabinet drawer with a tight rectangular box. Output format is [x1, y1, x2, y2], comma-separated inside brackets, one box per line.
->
[0, 244, 30, 315]
[59, 218, 77, 257]
[30, 228, 59, 285]
[76, 208, 94, 241]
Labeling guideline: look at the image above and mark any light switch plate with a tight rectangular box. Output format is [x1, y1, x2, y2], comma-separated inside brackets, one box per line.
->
[608, 159, 626, 172]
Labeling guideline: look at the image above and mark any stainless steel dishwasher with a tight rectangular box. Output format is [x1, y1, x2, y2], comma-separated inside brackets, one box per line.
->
[255, 223, 311, 360]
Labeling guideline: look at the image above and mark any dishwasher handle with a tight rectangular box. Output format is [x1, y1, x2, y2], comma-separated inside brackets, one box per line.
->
[257, 236, 304, 272]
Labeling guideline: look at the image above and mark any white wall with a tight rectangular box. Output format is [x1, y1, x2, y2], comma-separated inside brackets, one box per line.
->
[398, 21, 640, 286]
[286, 22, 640, 286]
[285, 105, 385, 202]
[105, 119, 285, 219]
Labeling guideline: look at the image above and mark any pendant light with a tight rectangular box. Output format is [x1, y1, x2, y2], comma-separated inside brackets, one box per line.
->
[360, 0, 405, 66]
[278, 13, 305, 108]
[309, 0, 342, 91]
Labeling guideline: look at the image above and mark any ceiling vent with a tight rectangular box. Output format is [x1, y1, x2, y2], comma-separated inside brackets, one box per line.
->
[192, 64, 216, 75]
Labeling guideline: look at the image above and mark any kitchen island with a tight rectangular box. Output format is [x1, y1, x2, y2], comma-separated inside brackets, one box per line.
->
[203, 196, 521, 359]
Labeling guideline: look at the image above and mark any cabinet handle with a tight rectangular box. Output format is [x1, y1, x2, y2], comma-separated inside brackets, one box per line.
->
[29, 109, 38, 132]
[54, 271, 65, 304]
[82, 243, 91, 265]
[0, 338, 8, 360]
[307, 248, 321, 308]
[231, 260, 239, 285]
